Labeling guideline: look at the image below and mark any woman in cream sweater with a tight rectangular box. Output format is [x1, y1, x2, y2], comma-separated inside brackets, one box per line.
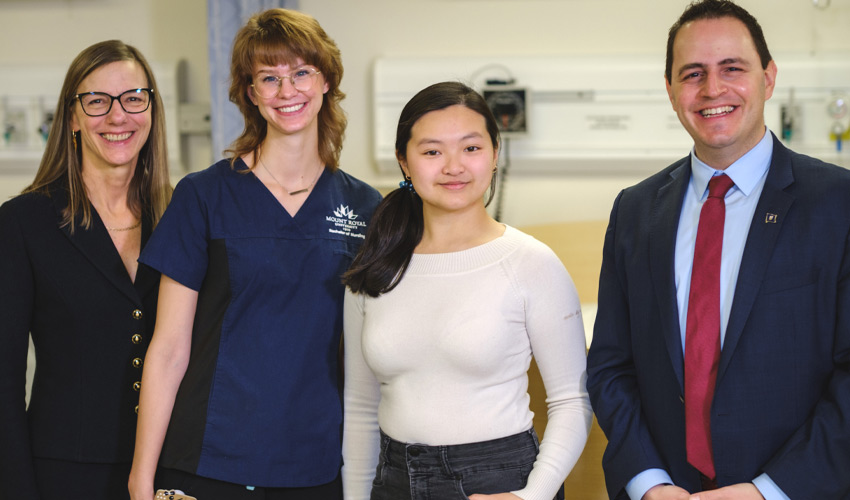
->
[342, 81, 592, 500]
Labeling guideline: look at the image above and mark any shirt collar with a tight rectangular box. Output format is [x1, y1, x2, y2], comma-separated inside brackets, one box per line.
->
[689, 127, 773, 199]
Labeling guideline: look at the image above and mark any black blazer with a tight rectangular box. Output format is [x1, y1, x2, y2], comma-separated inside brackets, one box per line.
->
[0, 184, 160, 499]
[587, 135, 850, 499]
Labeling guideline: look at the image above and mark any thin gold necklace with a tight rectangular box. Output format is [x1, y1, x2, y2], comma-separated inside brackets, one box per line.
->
[106, 220, 141, 231]
[259, 155, 323, 195]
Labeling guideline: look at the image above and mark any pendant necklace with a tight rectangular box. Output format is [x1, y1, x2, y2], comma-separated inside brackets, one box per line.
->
[260, 155, 323, 195]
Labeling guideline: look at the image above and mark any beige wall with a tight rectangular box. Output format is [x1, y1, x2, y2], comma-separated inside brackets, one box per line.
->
[1, 0, 848, 224]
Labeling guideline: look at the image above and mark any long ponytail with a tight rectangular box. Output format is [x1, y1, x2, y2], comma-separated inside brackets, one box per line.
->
[342, 187, 422, 296]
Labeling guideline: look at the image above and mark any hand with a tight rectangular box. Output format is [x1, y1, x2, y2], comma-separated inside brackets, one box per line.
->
[644, 484, 691, 500]
[690, 483, 765, 500]
[468, 493, 522, 500]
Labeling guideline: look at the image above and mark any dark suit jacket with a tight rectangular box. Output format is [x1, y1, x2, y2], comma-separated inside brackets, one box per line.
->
[586, 135, 850, 499]
[0, 184, 160, 500]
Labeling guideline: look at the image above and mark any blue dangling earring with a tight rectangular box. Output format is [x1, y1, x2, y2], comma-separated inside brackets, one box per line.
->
[399, 176, 415, 193]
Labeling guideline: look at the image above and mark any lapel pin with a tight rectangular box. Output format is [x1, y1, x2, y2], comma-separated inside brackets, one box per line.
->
[765, 213, 778, 223]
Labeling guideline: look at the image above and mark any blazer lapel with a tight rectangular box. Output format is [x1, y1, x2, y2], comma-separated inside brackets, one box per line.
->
[52, 189, 143, 304]
[650, 158, 692, 392]
[718, 136, 795, 382]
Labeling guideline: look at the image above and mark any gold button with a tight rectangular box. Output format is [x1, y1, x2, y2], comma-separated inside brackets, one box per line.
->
[135, 405, 139, 414]
[132, 309, 143, 320]
[131, 334, 142, 344]
[132, 358, 143, 368]
[133, 381, 141, 391]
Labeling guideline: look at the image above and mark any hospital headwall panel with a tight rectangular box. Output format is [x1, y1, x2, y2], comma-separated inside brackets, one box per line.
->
[373, 55, 850, 175]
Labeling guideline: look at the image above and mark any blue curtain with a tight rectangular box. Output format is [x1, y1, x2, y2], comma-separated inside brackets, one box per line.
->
[207, 0, 299, 159]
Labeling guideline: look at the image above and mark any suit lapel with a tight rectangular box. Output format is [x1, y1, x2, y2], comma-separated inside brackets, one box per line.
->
[718, 137, 795, 383]
[52, 188, 143, 304]
[650, 158, 692, 391]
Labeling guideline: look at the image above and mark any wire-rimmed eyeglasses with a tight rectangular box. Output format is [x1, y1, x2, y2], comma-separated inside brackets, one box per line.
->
[73, 88, 154, 117]
[251, 67, 321, 98]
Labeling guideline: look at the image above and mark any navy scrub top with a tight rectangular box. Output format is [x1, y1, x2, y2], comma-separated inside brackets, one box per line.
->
[140, 158, 381, 487]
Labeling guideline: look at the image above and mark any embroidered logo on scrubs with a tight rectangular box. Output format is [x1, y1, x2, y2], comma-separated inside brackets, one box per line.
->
[326, 205, 367, 239]
[333, 205, 358, 220]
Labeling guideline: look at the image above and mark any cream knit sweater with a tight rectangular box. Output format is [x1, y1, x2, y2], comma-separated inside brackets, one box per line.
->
[342, 226, 592, 500]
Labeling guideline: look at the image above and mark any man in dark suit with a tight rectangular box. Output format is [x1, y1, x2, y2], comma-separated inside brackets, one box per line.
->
[586, 1, 850, 499]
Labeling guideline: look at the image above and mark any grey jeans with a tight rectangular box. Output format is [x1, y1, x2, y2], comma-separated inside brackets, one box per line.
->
[369, 428, 565, 500]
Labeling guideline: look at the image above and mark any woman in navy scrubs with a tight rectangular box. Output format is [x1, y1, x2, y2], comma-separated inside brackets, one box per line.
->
[128, 9, 380, 500]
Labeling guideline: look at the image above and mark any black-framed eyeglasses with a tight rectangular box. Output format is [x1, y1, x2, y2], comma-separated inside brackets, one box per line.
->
[73, 88, 154, 117]
[251, 67, 321, 98]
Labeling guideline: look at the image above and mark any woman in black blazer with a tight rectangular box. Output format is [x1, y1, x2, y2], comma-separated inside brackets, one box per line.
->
[0, 40, 172, 500]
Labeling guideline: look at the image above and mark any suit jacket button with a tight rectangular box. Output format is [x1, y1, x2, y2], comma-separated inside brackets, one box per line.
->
[132, 309, 143, 320]
[133, 381, 141, 391]
[131, 334, 143, 344]
[135, 405, 139, 414]
[132, 358, 143, 368]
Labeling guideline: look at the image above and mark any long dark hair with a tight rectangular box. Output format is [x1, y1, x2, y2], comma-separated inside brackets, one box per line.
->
[24, 40, 172, 232]
[343, 81, 500, 297]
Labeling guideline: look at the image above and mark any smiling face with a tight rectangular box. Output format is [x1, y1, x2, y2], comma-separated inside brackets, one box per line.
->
[247, 58, 329, 140]
[71, 60, 152, 174]
[399, 104, 498, 217]
[666, 16, 776, 169]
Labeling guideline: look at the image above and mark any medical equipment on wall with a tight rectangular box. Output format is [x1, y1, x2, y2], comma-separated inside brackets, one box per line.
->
[780, 88, 798, 142]
[468, 65, 531, 221]
[827, 93, 849, 152]
[373, 54, 850, 175]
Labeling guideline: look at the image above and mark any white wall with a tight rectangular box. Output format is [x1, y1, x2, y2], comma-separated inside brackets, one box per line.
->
[2, 0, 848, 225]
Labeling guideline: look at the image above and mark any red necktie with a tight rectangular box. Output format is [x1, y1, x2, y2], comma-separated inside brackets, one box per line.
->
[685, 174, 735, 480]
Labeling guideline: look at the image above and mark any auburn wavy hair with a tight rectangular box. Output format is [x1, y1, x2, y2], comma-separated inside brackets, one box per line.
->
[226, 8, 346, 171]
